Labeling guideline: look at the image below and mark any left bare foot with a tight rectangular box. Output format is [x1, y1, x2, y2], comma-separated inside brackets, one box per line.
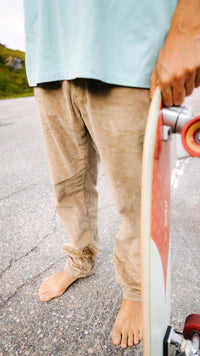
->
[112, 298, 142, 348]
[38, 270, 78, 302]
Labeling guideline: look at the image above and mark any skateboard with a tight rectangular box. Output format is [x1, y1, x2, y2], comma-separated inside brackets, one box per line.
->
[141, 87, 200, 356]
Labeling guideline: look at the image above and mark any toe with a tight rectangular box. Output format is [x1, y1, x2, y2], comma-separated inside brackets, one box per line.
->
[38, 285, 48, 296]
[128, 332, 134, 347]
[38, 290, 47, 297]
[133, 329, 139, 345]
[112, 328, 121, 346]
[39, 293, 51, 302]
[121, 332, 128, 348]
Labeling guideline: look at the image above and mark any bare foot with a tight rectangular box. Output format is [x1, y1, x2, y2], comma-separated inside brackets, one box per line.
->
[38, 270, 78, 302]
[112, 298, 142, 348]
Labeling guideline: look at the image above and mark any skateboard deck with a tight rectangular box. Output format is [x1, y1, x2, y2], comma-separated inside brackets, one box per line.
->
[141, 88, 200, 356]
[141, 87, 171, 356]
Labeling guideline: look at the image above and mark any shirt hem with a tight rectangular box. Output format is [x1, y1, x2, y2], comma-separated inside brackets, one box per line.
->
[28, 72, 150, 89]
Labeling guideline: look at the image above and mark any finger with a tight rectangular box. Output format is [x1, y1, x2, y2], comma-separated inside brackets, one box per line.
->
[185, 72, 196, 97]
[161, 86, 173, 107]
[172, 83, 186, 106]
[195, 69, 200, 88]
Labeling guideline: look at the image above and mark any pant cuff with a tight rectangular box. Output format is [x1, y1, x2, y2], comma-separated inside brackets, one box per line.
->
[63, 260, 96, 279]
[122, 288, 141, 302]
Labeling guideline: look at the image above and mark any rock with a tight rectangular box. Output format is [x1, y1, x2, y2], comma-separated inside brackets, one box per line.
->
[5, 56, 23, 70]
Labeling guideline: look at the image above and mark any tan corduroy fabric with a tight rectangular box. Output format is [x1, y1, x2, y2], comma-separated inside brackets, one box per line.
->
[34, 79, 150, 301]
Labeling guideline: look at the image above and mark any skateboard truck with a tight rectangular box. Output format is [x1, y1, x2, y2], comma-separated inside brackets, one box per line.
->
[163, 105, 193, 134]
[162, 105, 194, 159]
[164, 314, 200, 356]
[164, 327, 200, 355]
[162, 105, 200, 158]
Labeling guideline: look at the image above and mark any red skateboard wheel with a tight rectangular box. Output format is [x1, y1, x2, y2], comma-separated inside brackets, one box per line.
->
[183, 314, 200, 342]
[181, 116, 200, 157]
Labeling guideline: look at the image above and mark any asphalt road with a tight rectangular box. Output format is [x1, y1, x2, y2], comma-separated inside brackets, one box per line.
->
[0, 90, 200, 355]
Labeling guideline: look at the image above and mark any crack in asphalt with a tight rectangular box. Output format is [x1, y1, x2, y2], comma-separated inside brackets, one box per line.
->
[0, 232, 54, 276]
[0, 212, 58, 276]
[0, 184, 38, 201]
[0, 257, 66, 305]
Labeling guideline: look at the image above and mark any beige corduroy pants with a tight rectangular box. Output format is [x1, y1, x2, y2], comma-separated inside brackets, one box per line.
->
[34, 79, 150, 301]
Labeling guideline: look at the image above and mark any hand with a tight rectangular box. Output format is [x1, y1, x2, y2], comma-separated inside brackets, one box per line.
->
[150, 0, 200, 107]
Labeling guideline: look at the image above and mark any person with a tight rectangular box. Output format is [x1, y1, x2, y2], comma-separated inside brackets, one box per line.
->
[23, 0, 200, 349]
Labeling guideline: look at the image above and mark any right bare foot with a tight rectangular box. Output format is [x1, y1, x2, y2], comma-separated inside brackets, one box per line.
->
[38, 270, 78, 302]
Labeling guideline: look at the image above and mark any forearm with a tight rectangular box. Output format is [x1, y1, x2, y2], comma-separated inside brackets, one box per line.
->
[150, 0, 200, 106]
[170, 0, 200, 36]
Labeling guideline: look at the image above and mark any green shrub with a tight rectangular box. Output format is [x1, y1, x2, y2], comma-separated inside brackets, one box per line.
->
[0, 44, 33, 99]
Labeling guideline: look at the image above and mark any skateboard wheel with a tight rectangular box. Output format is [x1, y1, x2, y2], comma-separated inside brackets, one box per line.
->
[181, 116, 200, 157]
[183, 314, 200, 341]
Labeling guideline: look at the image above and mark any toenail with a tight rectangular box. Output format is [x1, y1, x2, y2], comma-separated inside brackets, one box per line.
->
[114, 337, 120, 344]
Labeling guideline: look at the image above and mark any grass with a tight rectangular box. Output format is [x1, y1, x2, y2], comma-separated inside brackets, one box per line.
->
[0, 44, 33, 99]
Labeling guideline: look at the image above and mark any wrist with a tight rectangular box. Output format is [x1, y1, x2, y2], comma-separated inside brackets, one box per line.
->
[169, 0, 200, 36]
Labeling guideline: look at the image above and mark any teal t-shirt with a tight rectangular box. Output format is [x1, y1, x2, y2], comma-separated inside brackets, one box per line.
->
[23, 0, 177, 88]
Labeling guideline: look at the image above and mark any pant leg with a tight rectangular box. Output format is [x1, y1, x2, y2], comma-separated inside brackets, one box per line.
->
[81, 80, 150, 301]
[34, 81, 100, 278]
